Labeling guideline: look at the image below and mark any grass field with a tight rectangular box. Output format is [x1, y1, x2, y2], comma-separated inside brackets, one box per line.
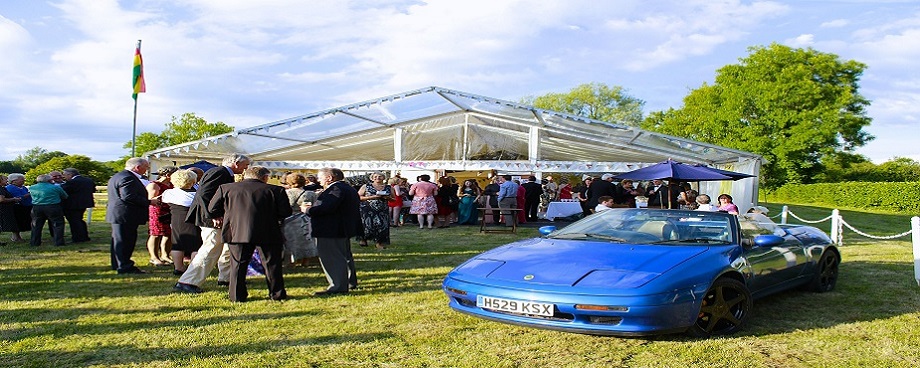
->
[1, 203, 918, 367]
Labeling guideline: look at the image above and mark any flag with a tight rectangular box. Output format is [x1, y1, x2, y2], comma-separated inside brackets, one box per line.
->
[132, 42, 145, 100]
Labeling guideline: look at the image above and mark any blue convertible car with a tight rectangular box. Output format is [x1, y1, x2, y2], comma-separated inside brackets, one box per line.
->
[442, 209, 839, 337]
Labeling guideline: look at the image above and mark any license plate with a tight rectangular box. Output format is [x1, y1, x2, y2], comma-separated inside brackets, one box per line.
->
[477, 295, 554, 317]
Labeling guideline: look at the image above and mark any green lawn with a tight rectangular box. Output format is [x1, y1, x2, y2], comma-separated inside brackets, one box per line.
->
[1, 203, 918, 367]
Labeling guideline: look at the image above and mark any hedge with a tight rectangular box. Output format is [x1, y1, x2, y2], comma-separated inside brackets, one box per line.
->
[761, 181, 920, 214]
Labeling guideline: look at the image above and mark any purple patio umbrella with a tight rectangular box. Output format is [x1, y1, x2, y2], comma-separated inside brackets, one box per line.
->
[613, 160, 733, 182]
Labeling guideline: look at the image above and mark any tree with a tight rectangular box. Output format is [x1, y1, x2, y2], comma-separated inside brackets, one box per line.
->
[12, 147, 68, 172]
[642, 43, 873, 188]
[124, 112, 234, 157]
[523, 83, 646, 126]
[0, 161, 25, 175]
[25, 155, 114, 185]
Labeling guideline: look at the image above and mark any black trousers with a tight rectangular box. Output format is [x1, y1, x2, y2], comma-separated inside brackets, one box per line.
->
[64, 208, 90, 242]
[31, 204, 65, 246]
[524, 197, 540, 221]
[228, 243, 286, 302]
[110, 223, 139, 272]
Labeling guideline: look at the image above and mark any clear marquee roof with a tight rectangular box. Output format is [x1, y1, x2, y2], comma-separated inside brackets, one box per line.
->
[146, 86, 762, 174]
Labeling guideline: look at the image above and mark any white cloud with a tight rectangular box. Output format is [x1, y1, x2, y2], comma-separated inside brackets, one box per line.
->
[786, 34, 815, 47]
[820, 19, 849, 28]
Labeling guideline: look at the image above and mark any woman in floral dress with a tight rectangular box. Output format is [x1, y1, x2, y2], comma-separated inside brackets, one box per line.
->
[356, 173, 393, 249]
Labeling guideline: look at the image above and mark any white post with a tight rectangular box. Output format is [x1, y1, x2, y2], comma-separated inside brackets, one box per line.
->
[830, 209, 841, 245]
[86, 208, 93, 224]
[781, 205, 788, 224]
[912, 216, 919, 287]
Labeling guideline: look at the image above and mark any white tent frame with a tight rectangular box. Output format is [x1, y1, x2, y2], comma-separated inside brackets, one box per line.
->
[145, 86, 762, 207]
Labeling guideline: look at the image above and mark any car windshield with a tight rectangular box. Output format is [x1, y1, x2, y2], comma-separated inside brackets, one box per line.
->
[547, 209, 737, 245]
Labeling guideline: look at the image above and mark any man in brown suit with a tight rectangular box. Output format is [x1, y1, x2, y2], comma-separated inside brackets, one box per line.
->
[207, 166, 292, 302]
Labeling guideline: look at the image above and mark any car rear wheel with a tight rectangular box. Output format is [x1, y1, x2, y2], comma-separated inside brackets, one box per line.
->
[808, 249, 840, 293]
[688, 278, 752, 337]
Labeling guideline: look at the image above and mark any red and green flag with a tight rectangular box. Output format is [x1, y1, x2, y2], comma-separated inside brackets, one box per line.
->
[132, 42, 145, 100]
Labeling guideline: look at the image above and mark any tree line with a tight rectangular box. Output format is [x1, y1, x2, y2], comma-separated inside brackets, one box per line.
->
[0, 113, 232, 184]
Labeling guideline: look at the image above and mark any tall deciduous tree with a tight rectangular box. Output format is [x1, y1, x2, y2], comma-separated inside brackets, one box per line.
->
[124, 112, 233, 157]
[642, 43, 873, 188]
[12, 147, 68, 172]
[523, 83, 645, 126]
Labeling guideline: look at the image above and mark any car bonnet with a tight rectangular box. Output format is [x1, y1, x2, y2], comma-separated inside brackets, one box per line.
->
[467, 238, 709, 289]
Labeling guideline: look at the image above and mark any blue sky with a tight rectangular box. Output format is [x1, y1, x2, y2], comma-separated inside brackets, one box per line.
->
[1, 0, 917, 164]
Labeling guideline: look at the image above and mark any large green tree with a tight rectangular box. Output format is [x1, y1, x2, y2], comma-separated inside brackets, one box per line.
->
[125, 112, 234, 157]
[523, 83, 646, 126]
[642, 43, 873, 188]
[25, 155, 114, 185]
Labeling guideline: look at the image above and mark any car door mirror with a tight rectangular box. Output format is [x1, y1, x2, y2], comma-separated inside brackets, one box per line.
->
[539, 226, 557, 236]
[753, 234, 784, 247]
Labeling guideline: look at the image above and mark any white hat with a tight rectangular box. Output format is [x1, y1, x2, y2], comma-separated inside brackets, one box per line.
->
[601, 173, 614, 180]
[753, 205, 769, 214]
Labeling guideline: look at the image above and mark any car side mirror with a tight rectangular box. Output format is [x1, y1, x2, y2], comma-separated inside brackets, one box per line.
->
[539, 226, 557, 236]
[753, 234, 784, 247]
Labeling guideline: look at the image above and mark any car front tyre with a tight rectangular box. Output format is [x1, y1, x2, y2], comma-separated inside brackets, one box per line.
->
[688, 277, 752, 338]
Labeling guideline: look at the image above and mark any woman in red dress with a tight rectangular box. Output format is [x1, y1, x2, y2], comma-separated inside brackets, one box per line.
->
[386, 177, 403, 226]
[146, 166, 178, 266]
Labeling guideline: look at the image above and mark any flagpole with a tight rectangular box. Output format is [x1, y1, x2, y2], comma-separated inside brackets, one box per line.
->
[131, 39, 142, 157]
[132, 93, 138, 157]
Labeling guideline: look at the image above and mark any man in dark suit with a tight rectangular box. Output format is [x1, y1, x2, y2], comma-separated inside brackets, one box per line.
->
[207, 166, 291, 302]
[306, 167, 361, 295]
[106, 158, 150, 274]
[61, 168, 95, 243]
[586, 173, 618, 210]
[174, 153, 250, 294]
[521, 175, 543, 222]
[646, 179, 679, 209]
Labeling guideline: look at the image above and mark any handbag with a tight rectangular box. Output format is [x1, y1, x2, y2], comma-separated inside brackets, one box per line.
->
[157, 212, 171, 223]
[282, 213, 318, 260]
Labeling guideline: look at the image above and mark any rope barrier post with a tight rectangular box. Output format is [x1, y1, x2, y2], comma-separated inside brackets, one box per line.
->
[912, 216, 920, 287]
[781, 205, 788, 224]
[830, 209, 841, 245]
[86, 208, 92, 224]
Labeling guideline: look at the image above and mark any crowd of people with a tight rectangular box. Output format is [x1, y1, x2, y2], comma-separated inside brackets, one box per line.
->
[0, 169, 96, 247]
[3, 158, 747, 302]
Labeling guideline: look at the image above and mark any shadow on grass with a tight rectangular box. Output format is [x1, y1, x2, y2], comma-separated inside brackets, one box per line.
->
[739, 259, 920, 337]
[5, 332, 395, 368]
[0, 309, 319, 342]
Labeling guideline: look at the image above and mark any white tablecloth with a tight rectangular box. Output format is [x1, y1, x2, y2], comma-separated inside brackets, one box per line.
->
[545, 201, 583, 221]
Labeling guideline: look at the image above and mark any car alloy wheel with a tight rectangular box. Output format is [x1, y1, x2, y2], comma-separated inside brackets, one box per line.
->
[689, 277, 752, 337]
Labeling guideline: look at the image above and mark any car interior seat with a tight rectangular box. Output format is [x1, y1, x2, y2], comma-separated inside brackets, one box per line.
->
[637, 221, 678, 241]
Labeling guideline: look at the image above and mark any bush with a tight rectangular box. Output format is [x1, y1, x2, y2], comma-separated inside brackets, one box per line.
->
[762, 181, 920, 214]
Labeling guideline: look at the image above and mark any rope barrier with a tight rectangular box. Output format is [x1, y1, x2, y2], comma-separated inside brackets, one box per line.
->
[838, 218, 913, 240]
[786, 210, 833, 224]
